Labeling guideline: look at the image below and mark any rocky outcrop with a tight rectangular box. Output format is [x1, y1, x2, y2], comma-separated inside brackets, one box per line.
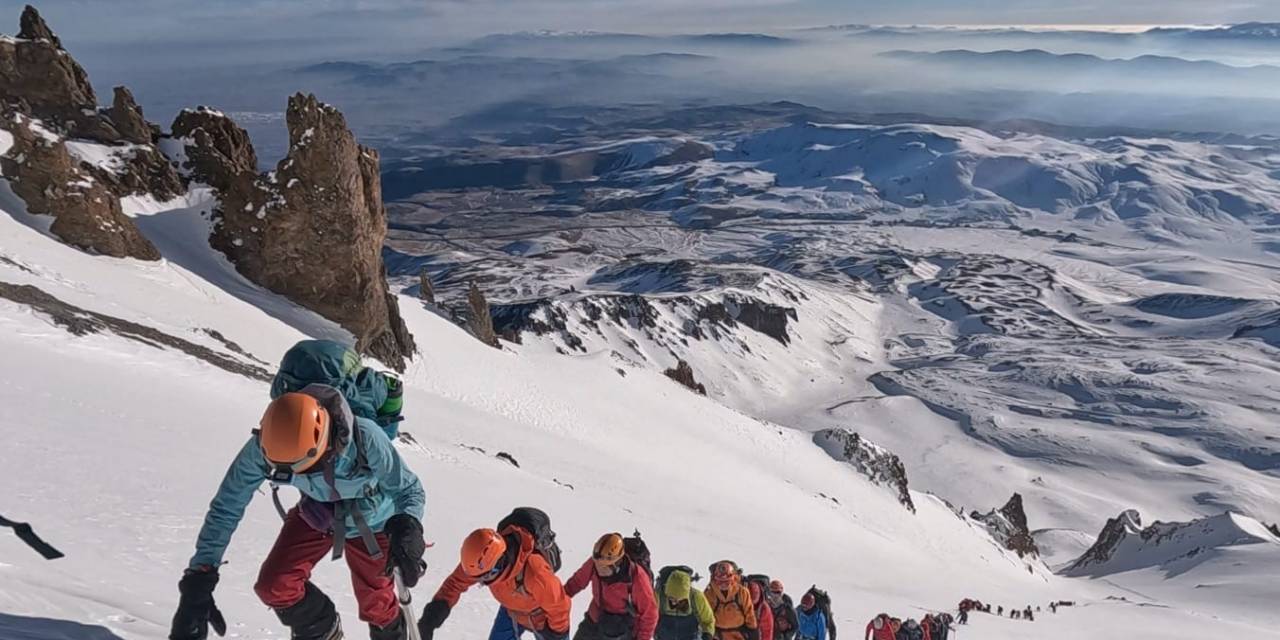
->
[1068, 509, 1142, 572]
[813, 429, 915, 512]
[418, 267, 436, 304]
[0, 112, 159, 260]
[1, 7, 94, 124]
[170, 107, 259, 189]
[179, 94, 414, 368]
[464, 282, 500, 348]
[107, 86, 155, 145]
[971, 493, 1040, 558]
[664, 359, 707, 395]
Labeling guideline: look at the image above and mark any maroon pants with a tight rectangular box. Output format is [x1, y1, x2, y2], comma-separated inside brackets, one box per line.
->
[254, 508, 398, 627]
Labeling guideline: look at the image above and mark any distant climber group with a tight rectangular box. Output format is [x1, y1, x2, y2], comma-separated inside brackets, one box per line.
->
[864, 613, 953, 640]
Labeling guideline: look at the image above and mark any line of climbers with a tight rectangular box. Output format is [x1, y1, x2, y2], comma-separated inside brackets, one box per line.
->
[418, 509, 841, 640]
[863, 613, 953, 640]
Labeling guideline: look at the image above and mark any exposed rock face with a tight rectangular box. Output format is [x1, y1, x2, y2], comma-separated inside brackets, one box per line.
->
[1066, 509, 1142, 572]
[418, 267, 436, 304]
[1269, 522, 1280, 538]
[464, 282, 500, 348]
[180, 94, 415, 368]
[971, 493, 1040, 558]
[0, 6, 121, 142]
[813, 428, 915, 512]
[664, 359, 707, 395]
[107, 86, 155, 144]
[0, 113, 159, 260]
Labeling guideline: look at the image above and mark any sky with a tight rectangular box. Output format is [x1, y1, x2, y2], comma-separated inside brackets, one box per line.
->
[4, 0, 1279, 50]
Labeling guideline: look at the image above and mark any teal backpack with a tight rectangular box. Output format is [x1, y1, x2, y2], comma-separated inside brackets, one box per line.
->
[270, 339, 404, 439]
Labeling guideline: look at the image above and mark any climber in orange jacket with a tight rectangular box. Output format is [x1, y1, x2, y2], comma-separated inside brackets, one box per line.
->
[419, 525, 572, 640]
[705, 561, 758, 640]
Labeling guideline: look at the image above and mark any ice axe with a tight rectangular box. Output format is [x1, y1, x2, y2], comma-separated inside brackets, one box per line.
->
[395, 562, 426, 640]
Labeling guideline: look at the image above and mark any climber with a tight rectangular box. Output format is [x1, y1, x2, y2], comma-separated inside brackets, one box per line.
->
[418, 511, 572, 640]
[766, 581, 797, 640]
[745, 578, 773, 640]
[705, 561, 757, 640]
[794, 593, 827, 640]
[655, 566, 716, 640]
[864, 614, 893, 640]
[168, 386, 426, 640]
[899, 619, 923, 640]
[887, 619, 901, 640]
[564, 533, 659, 640]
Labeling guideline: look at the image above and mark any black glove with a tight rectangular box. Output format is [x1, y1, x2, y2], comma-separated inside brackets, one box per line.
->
[169, 567, 226, 640]
[701, 633, 715, 640]
[744, 628, 760, 640]
[418, 599, 451, 640]
[384, 514, 426, 587]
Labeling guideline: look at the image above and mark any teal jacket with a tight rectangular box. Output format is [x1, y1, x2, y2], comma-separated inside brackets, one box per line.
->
[188, 416, 424, 568]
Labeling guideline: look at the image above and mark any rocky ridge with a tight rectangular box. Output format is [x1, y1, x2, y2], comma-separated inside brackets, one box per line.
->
[0, 6, 414, 368]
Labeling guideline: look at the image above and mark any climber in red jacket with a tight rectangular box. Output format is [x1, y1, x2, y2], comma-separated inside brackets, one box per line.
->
[564, 533, 659, 640]
[747, 581, 773, 640]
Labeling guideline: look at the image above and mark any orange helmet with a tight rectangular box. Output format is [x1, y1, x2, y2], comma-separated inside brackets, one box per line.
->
[461, 528, 508, 580]
[260, 392, 330, 472]
[593, 533, 625, 571]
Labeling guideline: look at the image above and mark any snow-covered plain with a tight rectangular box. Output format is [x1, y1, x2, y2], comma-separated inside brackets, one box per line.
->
[3, 168, 1278, 639]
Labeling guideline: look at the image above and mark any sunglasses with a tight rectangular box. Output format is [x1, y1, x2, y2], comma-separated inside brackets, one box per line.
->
[480, 556, 508, 584]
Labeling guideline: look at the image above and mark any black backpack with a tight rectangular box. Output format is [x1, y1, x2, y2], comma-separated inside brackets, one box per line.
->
[623, 531, 652, 578]
[656, 564, 699, 592]
[498, 507, 562, 572]
[806, 586, 836, 640]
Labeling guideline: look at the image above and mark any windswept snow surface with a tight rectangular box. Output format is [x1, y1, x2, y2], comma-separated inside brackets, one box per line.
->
[2, 190, 1277, 638]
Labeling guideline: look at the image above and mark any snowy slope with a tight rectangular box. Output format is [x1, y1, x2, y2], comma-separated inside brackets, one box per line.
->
[2, 189, 1274, 639]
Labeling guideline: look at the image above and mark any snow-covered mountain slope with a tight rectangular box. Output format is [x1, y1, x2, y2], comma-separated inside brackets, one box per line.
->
[2, 183, 1274, 638]
[387, 118, 1280, 552]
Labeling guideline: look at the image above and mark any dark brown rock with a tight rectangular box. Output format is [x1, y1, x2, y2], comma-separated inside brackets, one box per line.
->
[0, 6, 116, 141]
[107, 86, 153, 144]
[18, 5, 60, 46]
[195, 94, 414, 368]
[663, 359, 707, 395]
[971, 493, 1040, 558]
[814, 428, 915, 512]
[464, 281, 499, 348]
[170, 106, 259, 190]
[418, 267, 436, 304]
[0, 113, 159, 260]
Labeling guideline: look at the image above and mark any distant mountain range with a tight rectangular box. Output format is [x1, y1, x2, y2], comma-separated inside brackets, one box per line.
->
[881, 48, 1280, 86]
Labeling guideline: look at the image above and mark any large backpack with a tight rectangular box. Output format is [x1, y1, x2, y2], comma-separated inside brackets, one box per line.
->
[623, 531, 652, 578]
[270, 339, 404, 438]
[498, 507, 563, 572]
[805, 586, 836, 640]
[656, 564, 699, 595]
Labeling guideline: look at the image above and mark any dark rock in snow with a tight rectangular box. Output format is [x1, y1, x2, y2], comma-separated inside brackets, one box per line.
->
[464, 282, 500, 348]
[813, 428, 915, 512]
[185, 94, 415, 369]
[971, 493, 1040, 558]
[496, 452, 520, 467]
[0, 281, 270, 380]
[171, 106, 259, 190]
[107, 86, 155, 145]
[1064, 509, 1141, 574]
[418, 267, 436, 304]
[18, 4, 60, 46]
[664, 359, 707, 395]
[0, 112, 159, 260]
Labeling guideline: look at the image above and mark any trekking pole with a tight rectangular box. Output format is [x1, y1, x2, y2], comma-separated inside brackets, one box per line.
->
[0, 513, 64, 559]
[396, 566, 423, 640]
